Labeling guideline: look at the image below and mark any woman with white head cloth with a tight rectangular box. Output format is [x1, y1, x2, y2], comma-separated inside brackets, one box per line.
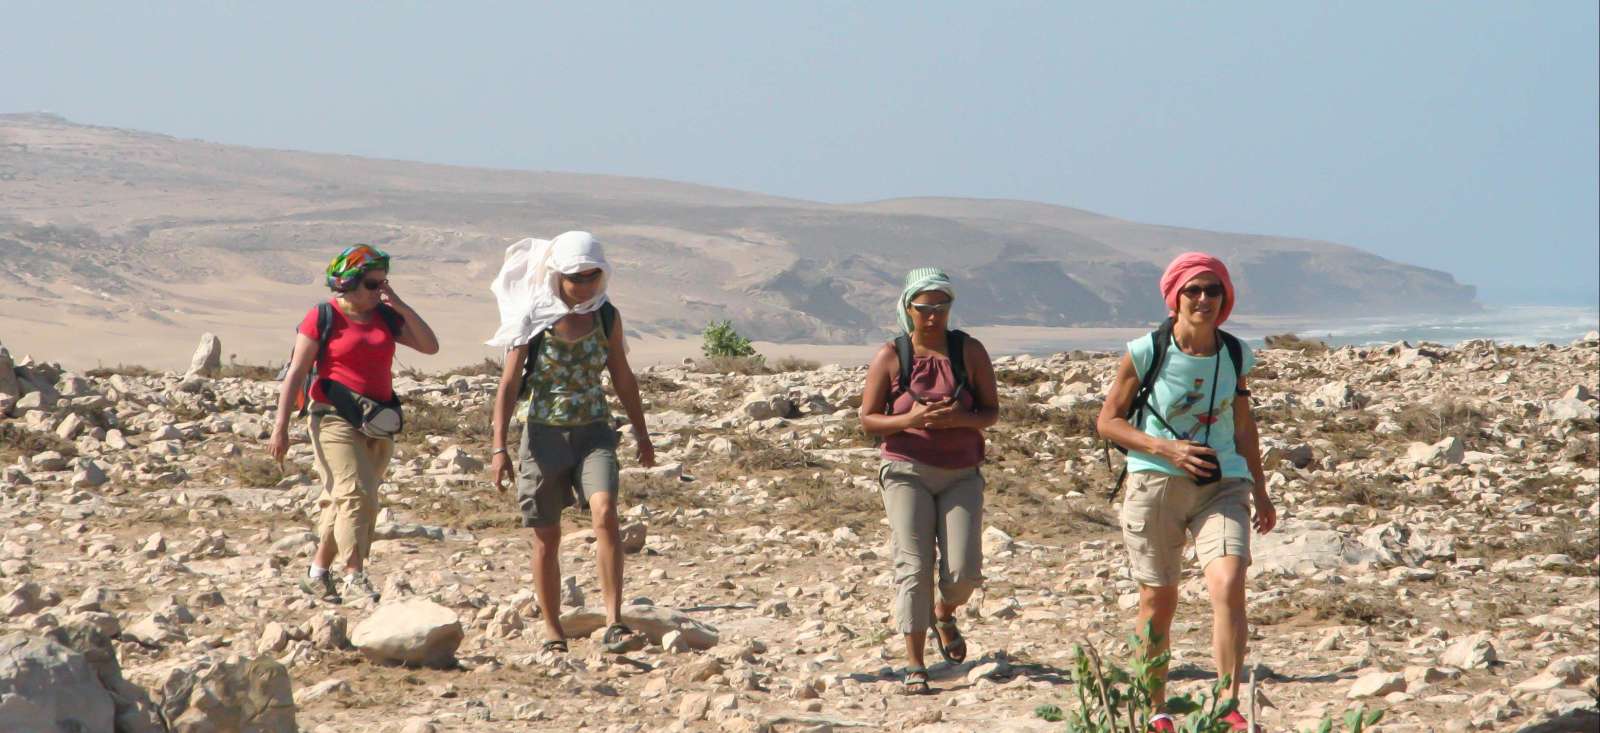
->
[487, 231, 655, 655]
[858, 268, 1000, 695]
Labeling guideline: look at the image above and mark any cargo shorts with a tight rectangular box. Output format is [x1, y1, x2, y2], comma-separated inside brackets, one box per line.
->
[1120, 471, 1253, 587]
[515, 422, 620, 528]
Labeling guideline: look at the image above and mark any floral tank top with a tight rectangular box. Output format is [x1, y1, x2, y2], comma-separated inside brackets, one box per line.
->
[522, 327, 611, 426]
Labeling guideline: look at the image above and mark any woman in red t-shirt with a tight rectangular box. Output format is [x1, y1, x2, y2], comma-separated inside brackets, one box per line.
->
[269, 245, 439, 604]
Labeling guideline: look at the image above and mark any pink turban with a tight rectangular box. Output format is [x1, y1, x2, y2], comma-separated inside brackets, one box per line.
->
[1160, 252, 1236, 326]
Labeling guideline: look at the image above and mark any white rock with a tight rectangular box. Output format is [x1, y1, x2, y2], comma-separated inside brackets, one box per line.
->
[1542, 398, 1598, 423]
[350, 599, 464, 668]
[1441, 632, 1497, 670]
[185, 333, 222, 378]
[1405, 437, 1464, 467]
[558, 605, 719, 649]
[1348, 671, 1406, 699]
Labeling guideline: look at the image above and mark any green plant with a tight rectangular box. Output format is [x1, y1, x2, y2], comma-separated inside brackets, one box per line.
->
[1039, 623, 1237, 732]
[1304, 707, 1383, 733]
[701, 320, 758, 359]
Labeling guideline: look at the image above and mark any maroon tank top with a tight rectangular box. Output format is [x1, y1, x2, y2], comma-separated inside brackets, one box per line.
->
[881, 354, 985, 469]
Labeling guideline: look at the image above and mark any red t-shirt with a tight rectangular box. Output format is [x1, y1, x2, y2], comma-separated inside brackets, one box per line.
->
[298, 300, 401, 404]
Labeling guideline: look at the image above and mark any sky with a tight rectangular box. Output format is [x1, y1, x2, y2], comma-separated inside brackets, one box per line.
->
[3, 2, 1596, 306]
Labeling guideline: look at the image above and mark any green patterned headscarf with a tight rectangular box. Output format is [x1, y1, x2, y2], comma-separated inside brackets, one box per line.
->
[325, 244, 391, 292]
[897, 267, 955, 334]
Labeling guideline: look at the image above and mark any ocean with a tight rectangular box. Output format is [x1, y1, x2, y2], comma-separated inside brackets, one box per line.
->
[1248, 305, 1600, 348]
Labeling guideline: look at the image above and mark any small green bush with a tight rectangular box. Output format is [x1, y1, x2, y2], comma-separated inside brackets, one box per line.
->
[701, 320, 758, 359]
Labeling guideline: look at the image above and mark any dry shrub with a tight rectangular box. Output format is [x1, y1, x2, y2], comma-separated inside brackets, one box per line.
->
[997, 367, 1052, 387]
[87, 364, 159, 378]
[636, 372, 683, 395]
[734, 439, 821, 472]
[220, 456, 305, 488]
[400, 399, 491, 447]
[1257, 592, 1392, 626]
[693, 355, 769, 375]
[770, 356, 821, 373]
[767, 474, 879, 531]
[458, 357, 505, 378]
[999, 401, 1101, 434]
[1394, 398, 1487, 443]
[1263, 333, 1329, 354]
[0, 423, 78, 463]
[220, 363, 278, 381]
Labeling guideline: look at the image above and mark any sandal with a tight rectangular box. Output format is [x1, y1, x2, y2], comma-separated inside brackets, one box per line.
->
[541, 639, 568, 654]
[601, 623, 646, 654]
[931, 615, 967, 665]
[902, 666, 931, 695]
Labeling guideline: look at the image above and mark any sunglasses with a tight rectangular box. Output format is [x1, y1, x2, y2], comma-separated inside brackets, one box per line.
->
[1179, 284, 1226, 299]
[910, 302, 951, 314]
[359, 278, 387, 291]
[562, 270, 603, 285]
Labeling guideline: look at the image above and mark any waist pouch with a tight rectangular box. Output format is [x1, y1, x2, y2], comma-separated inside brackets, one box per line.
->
[320, 378, 404, 440]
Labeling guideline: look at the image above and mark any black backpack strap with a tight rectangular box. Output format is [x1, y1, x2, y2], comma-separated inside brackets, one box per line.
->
[1127, 317, 1174, 418]
[598, 302, 618, 339]
[946, 329, 973, 407]
[296, 302, 338, 418]
[1218, 329, 1244, 380]
[375, 303, 406, 337]
[884, 334, 914, 414]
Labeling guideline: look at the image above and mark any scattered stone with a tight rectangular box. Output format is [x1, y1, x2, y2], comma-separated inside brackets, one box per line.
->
[351, 599, 464, 668]
[185, 333, 223, 378]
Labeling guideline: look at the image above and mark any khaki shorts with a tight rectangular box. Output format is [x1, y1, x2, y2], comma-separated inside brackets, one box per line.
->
[1120, 471, 1252, 587]
[516, 421, 620, 528]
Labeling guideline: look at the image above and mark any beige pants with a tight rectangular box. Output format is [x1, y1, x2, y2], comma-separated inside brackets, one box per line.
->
[309, 410, 394, 570]
[879, 460, 985, 634]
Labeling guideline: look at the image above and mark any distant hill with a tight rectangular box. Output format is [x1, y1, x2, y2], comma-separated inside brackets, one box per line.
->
[0, 112, 1476, 349]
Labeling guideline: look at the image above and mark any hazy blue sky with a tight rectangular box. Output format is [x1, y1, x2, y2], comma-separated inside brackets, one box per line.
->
[4, 2, 1595, 305]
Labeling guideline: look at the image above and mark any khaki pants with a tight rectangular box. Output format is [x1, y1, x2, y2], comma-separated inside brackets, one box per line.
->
[309, 410, 394, 570]
[879, 460, 985, 634]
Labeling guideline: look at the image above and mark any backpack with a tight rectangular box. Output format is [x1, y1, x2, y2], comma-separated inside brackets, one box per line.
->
[515, 302, 618, 406]
[885, 329, 974, 414]
[1103, 317, 1243, 497]
[276, 302, 405, 417]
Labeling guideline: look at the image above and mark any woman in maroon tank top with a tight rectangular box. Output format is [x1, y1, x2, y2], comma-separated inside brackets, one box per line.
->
[859, 268, 1000, 695]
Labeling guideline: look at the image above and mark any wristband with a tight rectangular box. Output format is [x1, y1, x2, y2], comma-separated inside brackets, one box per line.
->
[491, 447, 508, 456]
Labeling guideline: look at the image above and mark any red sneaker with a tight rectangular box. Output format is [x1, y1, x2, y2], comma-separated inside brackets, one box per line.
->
[1222, 710, 1263, 732]
[1149, 714, 1177, 732]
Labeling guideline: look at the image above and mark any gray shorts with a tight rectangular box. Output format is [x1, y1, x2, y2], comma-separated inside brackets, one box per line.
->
[516, 422, 620, 528]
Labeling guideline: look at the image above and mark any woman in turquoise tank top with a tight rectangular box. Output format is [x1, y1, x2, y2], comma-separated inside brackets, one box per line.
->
[1095, 252, 1276, 733]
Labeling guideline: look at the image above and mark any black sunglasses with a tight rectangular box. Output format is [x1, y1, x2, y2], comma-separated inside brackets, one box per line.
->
[1179, 284, 1225, 299]
[910, 302, 951, 314]
[562, 270, 603, 285]
[359, 278, 387, 291]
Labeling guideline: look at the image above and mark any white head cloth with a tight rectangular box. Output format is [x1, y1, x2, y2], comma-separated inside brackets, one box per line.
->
[486, 231, 612, 349]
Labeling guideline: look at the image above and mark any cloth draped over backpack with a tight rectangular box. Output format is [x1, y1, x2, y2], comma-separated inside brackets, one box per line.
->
[487, 231, 614, 350]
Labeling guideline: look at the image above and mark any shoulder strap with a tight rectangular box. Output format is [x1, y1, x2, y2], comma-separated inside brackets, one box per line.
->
[1219, 329, 1244, 377]
[947, 329, 972, 396]
[884, 335, 914, 414]
[314, 302, 337, 358]
[1127, 317, 1173, 417]
[598, 302, 618, 339]
[375, 303, 405, 337]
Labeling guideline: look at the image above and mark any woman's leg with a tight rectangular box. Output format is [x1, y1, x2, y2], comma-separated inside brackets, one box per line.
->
[881, 464, 937, 669]
[933, 468, 984, 619]
[588, 491, 624, 626]
[532, 524, 564, 642]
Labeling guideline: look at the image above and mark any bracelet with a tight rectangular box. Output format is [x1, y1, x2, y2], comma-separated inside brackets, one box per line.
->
[491, 447, 508, 456]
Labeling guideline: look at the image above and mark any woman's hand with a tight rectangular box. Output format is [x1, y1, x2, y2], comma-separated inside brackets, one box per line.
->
[1156, 438, 1218, 480]
[901, 398, 943, 430]
[1251, 487, 1277, 534]
[491, 451, 514, 493]
[921, 398, 964, 430]
[634, 429, 656, 468]
[378, 281, 409, 310]
[267, 427, 290, 467]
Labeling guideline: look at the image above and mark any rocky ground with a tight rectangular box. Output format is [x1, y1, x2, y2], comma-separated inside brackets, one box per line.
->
[0, 333, 1596, 732]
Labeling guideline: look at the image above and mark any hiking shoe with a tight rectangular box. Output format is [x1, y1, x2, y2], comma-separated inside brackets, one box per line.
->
[299, 574, 341, 603]
[1221, 711, 1262, 732]
[342, 571, 381, 602]
[1148, 714, 1177, 732]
